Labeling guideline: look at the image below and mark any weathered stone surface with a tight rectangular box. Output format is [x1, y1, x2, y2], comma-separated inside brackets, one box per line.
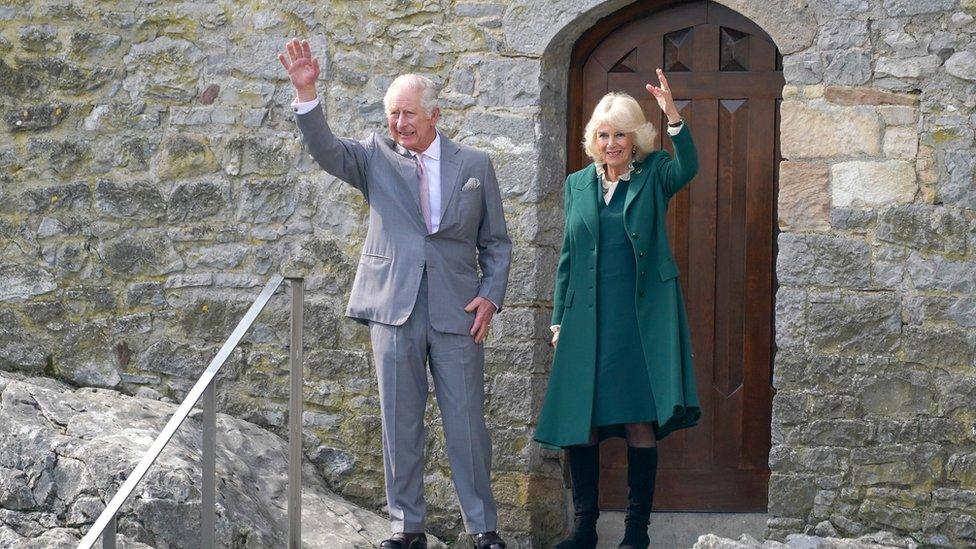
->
[884, 0, 958, 17]
[807, 292, 901, 354]
[877, 106, 917, 126]
[860, 378, 936, 417]
[775, 288, 806, 349]
[777, 233, 871, 287]
[768, 473, 818, 517]
[0, 371, 398, 548]
[235, 178, 300, 223]
[883, 126, 918, 160]
[945, 51, 976, 81]
[94, 179, 165, 220]
[122, 36, 203, 100]
[0, 265, 57, 302]
[818, 20, 870, 51]
[96, 232, 183, 276]
[875, 56, 943, 79]
[219, 134, 299, 176]
[948, 453, 976, 488]
[876, 205, 968, 254]
[781, 101, 881, 158]
[783, 51, 824, 85]
[778, 162, 830, 230]
[5, 102, 69, 132]
[824, 87, 919, 106]
[871, 245, 908, 289]
[906, 251, 976, 293]
[830, 208, 877, 232]
[26, 138, 91, 178]
[940, 151, 976, 209]
[694, 530, 919, 548]
[832, 161, 917, 208]
[166, 180, 230, 222]
[152, 133, 218, 180]
[16, 57, 115, 95]
[903, 326, 975, 369]
[823, 49, 872, 86]
[852, 444, 945, 488]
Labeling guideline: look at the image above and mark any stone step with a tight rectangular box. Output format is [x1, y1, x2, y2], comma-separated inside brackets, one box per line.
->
[594, 511, 769, 549]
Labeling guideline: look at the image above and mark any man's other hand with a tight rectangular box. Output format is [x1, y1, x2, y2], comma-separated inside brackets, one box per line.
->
[464, 297, 495, 344]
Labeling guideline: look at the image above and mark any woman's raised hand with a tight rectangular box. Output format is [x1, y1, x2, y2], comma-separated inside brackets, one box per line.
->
[646, 68, 681, 124]
[278, 38, 320, 102]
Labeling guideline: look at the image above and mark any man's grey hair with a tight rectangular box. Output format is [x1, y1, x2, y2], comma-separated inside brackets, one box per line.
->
[384, 74, 440, 117]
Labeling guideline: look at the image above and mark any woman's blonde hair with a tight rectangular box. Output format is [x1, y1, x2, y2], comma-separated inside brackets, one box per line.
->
[582, 92, 657, 163]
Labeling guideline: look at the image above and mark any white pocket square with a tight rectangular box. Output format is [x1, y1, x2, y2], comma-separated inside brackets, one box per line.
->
[462, 177, 481, 190]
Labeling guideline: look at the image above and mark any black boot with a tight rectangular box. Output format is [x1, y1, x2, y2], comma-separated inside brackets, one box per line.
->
[555, 444, 600, 549]
[618, 446, 657, 549]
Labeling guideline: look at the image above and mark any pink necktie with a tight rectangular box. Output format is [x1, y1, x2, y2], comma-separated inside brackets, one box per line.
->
[415, 153, 432, 233]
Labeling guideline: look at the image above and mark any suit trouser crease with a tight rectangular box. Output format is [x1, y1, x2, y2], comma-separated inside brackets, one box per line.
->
[369, 273, 497, 534]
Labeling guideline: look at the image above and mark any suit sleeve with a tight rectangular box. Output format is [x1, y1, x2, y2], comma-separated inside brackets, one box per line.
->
[295, 102, 374, 199]
[657, 122, 699, 198]
[551, 175, 573, 325]
[476, 153, 512, 311]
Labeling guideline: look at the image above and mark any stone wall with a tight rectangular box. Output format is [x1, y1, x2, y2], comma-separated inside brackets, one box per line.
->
[0, 0, 975, 547]
[769, 1, 976, 546]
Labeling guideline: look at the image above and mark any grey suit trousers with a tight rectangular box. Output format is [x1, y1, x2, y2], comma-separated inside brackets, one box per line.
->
[368, 272, 497, 534]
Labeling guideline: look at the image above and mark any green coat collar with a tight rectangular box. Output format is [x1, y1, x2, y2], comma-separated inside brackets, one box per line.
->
[573, 158, 651, 240]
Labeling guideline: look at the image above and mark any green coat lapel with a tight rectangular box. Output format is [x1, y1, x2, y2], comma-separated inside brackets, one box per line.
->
[574, 164, 600, 241]
[623, 158, 649, 217]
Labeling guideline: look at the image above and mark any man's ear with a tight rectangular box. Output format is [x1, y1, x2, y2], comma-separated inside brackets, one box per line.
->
[430, 107, 441, 125]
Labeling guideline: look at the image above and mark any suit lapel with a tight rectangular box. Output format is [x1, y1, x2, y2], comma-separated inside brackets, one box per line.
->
[437, 133, 463, 231]
[623, 159, 648, 216]
[575, 165, 600, 241]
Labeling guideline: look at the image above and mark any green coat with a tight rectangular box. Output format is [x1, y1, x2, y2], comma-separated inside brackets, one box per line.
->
[534, 124, 702, 448]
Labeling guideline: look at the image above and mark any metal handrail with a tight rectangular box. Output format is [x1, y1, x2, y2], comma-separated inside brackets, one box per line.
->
[78, 274, 305, 549]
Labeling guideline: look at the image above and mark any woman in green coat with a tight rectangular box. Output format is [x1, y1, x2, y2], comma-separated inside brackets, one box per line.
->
[535, 70, 701, 549]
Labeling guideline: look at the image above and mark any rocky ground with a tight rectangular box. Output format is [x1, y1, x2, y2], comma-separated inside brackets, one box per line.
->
[0, 369, 402, 548]
[693, 531, 919, 549]
[0, 368, 944, 549]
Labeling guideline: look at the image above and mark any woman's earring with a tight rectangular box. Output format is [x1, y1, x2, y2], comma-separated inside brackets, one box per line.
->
[632, 146, 637, 156]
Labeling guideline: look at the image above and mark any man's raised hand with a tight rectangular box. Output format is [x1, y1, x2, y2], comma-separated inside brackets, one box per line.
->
[278, 38, 320, 102]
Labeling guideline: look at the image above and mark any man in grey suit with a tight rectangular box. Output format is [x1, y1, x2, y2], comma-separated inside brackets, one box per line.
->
[278, 39, 511, 549]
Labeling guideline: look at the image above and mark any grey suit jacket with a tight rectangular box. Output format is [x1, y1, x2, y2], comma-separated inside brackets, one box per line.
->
[296, 104, 512, 335]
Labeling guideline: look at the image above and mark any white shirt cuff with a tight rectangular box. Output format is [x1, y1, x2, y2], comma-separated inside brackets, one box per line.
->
[291, 97, 320, 115]
[666, 120, 684, 136]
[487, 298, 500, 312]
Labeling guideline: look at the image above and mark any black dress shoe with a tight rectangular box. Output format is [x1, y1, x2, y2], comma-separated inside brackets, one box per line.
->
[380, 532, 427, 549]
[471, 530, 506, 549]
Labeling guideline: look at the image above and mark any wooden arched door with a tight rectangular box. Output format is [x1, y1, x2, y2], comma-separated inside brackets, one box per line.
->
[568, 0, 783, 511]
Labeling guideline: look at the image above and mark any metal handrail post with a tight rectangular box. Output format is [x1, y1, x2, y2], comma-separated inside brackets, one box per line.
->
[202, 382, 216, 549]
[102, 517, 115, 549]
[287, 277, 304, 549]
